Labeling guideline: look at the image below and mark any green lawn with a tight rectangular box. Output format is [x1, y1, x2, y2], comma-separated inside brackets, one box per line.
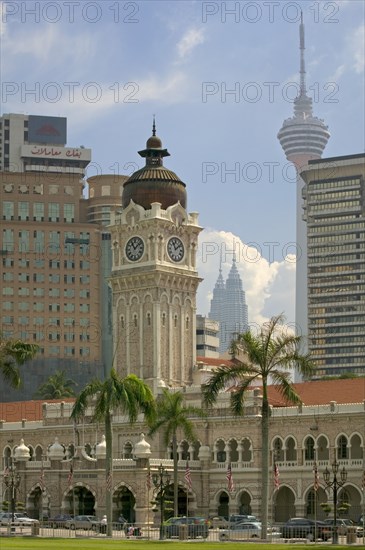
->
[0, 539, 352, 550]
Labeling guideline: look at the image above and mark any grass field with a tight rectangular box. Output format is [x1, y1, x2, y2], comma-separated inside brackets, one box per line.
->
[0, 539, 352, 550]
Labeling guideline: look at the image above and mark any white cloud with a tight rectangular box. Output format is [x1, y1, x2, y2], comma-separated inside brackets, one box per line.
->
[135, 71, 190, 102]
[328, 64, 346, 82]
[197, 229, 296, 327]
[177, 27, 205, 59]
[2, 69, 192, 131]
[348, 25, 365, 74]
[1, 23, 96, 73]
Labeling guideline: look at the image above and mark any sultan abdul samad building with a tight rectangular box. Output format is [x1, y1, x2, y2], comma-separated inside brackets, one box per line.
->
[1, 125, 365, 527]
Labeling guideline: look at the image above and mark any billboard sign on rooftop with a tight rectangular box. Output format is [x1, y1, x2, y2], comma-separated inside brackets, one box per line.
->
[28, 115, 67, 145]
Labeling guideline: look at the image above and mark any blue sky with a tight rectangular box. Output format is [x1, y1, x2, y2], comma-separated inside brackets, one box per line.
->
[1, 0, 364, 326]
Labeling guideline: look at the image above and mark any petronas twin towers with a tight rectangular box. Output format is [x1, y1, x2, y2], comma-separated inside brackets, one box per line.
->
[209, 254, 248, 353]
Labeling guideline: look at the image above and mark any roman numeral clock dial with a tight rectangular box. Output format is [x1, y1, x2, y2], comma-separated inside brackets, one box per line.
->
[167, 237, 184, 262]
[125, 236, 144, 261]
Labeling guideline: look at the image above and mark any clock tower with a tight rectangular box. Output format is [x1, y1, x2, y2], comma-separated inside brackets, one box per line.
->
[109, 122, 202, 393]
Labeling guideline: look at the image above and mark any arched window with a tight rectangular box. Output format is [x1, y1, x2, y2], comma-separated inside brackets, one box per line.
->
[273, 437, 284, 461]
[286, 437, 297, 462]
[337, 435, 348, 460]
[229, 439, 239, 462]
[215, 440, 226, 463]
[35, 446, 43, 461]
[181, 441, 189, 460]
[305, 437, 315, 461]
[241, 438, 252, 462]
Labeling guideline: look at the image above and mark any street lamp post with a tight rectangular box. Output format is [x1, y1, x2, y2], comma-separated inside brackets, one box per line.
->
[3, 458, 21, 530]
[152, 464, 171, 540]
[323, 460, 347, 544]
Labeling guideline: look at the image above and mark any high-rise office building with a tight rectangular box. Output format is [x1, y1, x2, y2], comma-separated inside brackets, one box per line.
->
[0, 114, 124, 401]
[196, 315, 219, 358]
[300, 153, 365, 377]
[0, 113, 91, 174]
[277, 15, 330, 358]
[209, 255, 248, 353]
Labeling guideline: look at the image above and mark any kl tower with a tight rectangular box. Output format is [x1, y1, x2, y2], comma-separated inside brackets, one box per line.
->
[278, 13, 330, 375]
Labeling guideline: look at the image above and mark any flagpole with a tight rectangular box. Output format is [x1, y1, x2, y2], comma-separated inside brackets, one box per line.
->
[184, 461, 192, 518]
[226, 463, 234, 526]
[147, 467, 151, 540]
[313, 453, 318, 544]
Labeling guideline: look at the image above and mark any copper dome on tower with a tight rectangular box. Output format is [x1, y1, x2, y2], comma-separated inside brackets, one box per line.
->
[122, 120, 187, 210]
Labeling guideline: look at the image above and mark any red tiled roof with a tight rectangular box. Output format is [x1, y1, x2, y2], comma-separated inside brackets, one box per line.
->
[267, 378, 365, 406]
[0, 379, 363, 422]
[0, 398, 75, 422]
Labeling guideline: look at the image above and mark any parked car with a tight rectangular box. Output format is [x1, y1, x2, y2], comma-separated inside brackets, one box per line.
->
[64, 515, 102, 531]
[219, 521, 281, 541]
[162, 516, 209, 539]
[49, 514, 73, 527]
[323, 518, 357, 536]
[282, 517, 331, 541]
[208, 515, 229, 529]
[229, 514, 257, 524]
[0, 512, 39, 526]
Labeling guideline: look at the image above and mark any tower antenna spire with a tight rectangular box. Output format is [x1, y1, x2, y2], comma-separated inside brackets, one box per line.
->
[299, 10, 306, 96]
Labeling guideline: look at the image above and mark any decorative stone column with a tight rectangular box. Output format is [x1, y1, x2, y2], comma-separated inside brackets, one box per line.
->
[198, 445, 211, 519]
[14, 439, 30, 520]
[133, 433, 152, 525]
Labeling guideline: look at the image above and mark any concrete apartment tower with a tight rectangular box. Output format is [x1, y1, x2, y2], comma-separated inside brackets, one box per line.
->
[277, 14, 330, 369]
[301, 154, 365, 377]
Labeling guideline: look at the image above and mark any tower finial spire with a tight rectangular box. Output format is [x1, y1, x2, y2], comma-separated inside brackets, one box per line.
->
[232, 238, 236, 263]
[299, 11, 306, 96]
[152, 115, 156, 136]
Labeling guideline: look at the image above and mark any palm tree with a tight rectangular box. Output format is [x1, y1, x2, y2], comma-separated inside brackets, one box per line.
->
[202, 314, 314, 539]
[148, 388, 206, 517]
[0, 334, 39, 388]
[70, 369, 156, 536]
[34, 370, 76, 399]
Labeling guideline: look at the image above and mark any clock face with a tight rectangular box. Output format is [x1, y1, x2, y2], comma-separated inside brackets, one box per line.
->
[167, 237, 184, 262]
[125, 236, 144, 261]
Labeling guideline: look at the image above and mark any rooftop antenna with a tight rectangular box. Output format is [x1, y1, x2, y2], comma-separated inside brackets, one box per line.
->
[299, 10, 307, 96]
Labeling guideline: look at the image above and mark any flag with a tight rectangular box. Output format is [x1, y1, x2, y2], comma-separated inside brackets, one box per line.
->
[313, 462, 319, 491]
[184, 461, 192, 490]
[273, 461, 280, 489]
[226, 463, 234, 493]
[106, 469, 112, 491]
[3, 465, 9, 479]
[67, 463, 73, 485]
[146, 468, 152, 490]
[40, 467, 45, 491]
